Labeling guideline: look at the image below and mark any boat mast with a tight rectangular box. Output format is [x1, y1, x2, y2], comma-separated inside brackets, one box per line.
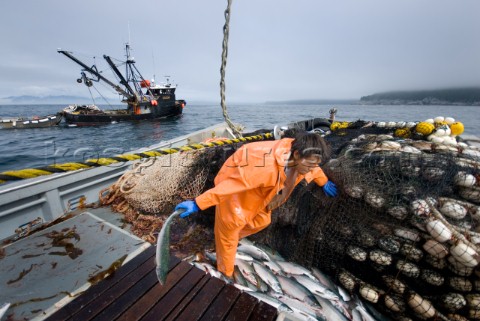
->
[103, 44, 137, 98]
[57, 49, 131, 98]
[103, 43, 150, 104]
[124, 44, 149, 95]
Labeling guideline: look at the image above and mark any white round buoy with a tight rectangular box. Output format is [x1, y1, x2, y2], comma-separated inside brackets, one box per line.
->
[386, 121, 397, 128]
[445, 117, 455, 124]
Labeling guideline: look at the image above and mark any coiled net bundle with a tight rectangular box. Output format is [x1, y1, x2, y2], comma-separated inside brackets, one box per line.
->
[259, 123, 480, 321]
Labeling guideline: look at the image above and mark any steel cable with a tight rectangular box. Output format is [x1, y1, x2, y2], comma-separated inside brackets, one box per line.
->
[220, 0, 242, 138]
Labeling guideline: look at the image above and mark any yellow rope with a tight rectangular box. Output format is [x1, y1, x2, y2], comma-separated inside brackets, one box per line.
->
[2, 169, 52, 179]
[85, 158, 119, 166]
[0, 133, 273, 185]
[50, 163, 90, 170]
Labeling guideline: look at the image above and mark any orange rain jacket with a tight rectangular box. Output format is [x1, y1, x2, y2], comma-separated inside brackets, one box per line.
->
[195, 138, 329, 276]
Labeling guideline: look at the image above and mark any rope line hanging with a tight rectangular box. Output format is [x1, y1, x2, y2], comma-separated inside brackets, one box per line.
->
[86, 85, 96, 106]
[93, 85, 115, 108]
[220, 0, 242, 138]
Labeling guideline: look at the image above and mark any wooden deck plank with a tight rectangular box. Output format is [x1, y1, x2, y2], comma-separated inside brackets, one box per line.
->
[140, 266, 208, 321]
[91, 269, 158, 321]
[68, 257, 157, 321]
[247, 301, 278, 321]
[173, 276, 226, 321]
[197, 284, 242, 321]
[45, 246, 157, 321]
[47, 246, 279, 321]
[68, 253, 180, 321]
[163, 273, 211, 321]
[223, 292, 259, 321]
[116, 261, 194, 321]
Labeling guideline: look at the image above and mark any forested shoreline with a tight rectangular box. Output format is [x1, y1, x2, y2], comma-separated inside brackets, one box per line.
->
[360, 88, 480, 105]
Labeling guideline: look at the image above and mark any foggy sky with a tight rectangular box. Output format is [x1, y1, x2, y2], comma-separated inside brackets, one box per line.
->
[1, 0, 479, 104]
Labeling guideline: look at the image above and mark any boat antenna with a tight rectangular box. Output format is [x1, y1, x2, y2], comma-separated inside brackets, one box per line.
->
[152, 50, 156, 84]
[220, 0, 242, 138]
[128, 21, 131, 45]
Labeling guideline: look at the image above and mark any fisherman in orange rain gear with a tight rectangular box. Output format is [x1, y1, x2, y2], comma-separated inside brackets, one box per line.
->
[175, 132, 338, 277]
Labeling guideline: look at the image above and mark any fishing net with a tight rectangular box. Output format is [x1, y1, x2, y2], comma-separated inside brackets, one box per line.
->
[99, 146, 234, 242]
[256, 121, 480, 321]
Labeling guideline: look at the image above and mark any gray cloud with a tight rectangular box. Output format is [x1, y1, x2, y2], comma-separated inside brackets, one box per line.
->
[1, 0, 479, 103]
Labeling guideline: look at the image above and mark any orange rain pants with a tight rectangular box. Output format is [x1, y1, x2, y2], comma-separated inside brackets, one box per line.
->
[195, 138, 329, 276]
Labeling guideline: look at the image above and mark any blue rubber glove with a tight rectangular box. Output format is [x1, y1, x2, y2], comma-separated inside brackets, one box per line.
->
[323, 181, 337, 197]
[175, 200, 200, 218]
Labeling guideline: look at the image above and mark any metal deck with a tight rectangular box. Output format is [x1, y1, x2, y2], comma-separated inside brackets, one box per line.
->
[45, 246, 278, 321]
[1, 210, 149, 321]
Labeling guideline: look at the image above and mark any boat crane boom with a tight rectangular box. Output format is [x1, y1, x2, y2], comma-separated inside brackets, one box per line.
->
[57, 49, 131, 98]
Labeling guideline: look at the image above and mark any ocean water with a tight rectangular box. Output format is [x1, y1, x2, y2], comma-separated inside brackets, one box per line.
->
[0, 103, 479, 173]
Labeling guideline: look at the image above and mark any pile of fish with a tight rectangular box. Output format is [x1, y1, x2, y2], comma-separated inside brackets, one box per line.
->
[186, 239, 383, 321]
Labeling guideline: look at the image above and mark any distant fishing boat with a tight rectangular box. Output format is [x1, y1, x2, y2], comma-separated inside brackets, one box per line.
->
[58, 43, 186, 126]
[0, 114, 62, 129]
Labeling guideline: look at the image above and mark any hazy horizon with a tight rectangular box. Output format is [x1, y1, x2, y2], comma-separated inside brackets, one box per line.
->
[3, 86, 480, 106]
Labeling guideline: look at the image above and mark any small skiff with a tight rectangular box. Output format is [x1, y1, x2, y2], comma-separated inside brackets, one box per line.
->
[0, 114, 63, 129]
